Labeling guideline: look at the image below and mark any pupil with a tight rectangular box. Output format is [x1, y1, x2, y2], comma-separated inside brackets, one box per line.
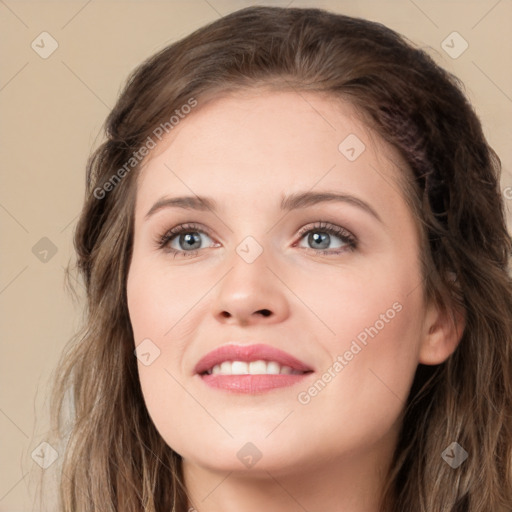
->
[310, 232, 329, 249]
[182, 232, 201, 249]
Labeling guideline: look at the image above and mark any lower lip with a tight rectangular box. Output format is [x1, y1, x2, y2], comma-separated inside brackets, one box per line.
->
[199, 373, 312, 393]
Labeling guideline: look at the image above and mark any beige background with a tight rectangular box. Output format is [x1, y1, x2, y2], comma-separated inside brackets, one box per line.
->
[1, 0, 511, 510]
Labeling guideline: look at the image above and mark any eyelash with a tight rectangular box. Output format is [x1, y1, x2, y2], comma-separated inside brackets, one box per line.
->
[155, 221, 357, 258]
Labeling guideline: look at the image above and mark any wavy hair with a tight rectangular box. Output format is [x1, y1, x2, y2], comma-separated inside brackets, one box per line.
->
[38, 6, 512, 511]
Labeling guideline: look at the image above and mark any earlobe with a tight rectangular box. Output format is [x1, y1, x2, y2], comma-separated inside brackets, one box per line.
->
[418, 299, 466, 366]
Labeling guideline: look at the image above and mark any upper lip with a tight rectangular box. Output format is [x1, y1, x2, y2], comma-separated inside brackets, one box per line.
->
[194, 343, 315, 375]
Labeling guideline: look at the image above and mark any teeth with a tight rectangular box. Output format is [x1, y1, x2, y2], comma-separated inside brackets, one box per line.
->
[208, 360, 304, 376]
[231, 361, 248, 375]
[266, 361, 281, 375]
[249, 360, 267, 374]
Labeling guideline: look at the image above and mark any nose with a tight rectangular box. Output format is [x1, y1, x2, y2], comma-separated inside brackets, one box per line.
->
[213, 244, 290, 327]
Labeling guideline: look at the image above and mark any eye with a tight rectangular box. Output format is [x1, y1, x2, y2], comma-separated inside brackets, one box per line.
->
[155, 220, 357, 258]
[295, 221, 356, 255]
[156, 223, 217, 258]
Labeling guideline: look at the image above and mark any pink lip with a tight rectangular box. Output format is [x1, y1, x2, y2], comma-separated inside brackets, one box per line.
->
[200, 374, 312, 393]
[194, 343, 314, 375]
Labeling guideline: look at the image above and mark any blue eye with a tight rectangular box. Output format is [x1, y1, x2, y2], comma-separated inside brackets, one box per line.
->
[157, 223, 216, 258]
[295, 221, 356, 255]
[156, 220, 357, 258]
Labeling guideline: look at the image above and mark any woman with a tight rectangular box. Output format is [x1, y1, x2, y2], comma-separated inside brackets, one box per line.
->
[43, 6, 512, 511]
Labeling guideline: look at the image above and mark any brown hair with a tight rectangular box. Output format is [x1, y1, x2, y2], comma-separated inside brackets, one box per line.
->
[38, 6, 512, 511]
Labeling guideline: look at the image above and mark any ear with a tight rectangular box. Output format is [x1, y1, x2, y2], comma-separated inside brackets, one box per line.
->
[418, 297, 466, 365]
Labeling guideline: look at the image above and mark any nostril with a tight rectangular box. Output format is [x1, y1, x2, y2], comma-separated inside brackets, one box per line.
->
[258, 309, 271, 317]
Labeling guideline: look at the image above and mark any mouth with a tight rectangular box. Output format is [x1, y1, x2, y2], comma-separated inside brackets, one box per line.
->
[201, 360, 311, 376]
[194, 343, 314, 375]
[194, 343, 314, 393]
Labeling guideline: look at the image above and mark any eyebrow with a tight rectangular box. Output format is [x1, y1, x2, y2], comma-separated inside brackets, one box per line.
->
[144, 191, 382, 223]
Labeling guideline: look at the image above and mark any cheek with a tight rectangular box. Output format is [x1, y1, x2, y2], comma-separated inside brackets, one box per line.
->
[127, 256, 201, 344]
[126, 260, 203, 453]
[290, 252, 422, 357]
[299, 256, 424, 418]
[312, 280, 423, 438]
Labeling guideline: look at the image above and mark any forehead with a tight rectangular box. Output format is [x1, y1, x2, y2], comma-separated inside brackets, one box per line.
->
[135, 90, 410, 217]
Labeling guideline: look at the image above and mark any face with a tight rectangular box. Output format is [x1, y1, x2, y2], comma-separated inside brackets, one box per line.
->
[127, 90, 429, 477]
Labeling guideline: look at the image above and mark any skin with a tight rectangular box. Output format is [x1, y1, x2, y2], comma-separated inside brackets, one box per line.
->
[126, 89, 464, 512]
